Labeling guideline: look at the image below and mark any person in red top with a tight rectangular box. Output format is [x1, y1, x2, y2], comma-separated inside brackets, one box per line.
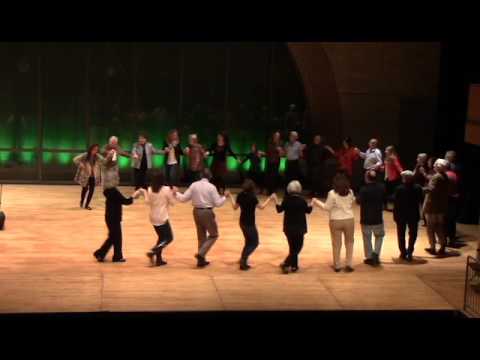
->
[383, 145, 403, 211]
[445, 162, 460, 246]
[335, 137, 360, 178]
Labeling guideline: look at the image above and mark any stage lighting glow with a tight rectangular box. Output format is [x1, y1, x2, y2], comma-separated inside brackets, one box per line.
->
[20, 151, 35, 164]
[152, 155, 165, 168]
[42, 152, 53, 164]
[0, 151, 11, 164]
[57, 152, 72, 165]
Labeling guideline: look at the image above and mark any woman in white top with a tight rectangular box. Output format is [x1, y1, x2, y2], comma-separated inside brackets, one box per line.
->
[311, 173, 356, 272]
[134, 173, 176, 266]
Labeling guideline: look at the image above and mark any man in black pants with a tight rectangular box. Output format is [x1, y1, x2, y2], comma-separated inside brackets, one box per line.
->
[393, 170, 424, 261]
[93, 186, 134, 262]
[131, 134, 164, 190]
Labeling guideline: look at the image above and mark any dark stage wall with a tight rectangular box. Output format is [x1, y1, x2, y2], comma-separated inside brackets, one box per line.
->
[0, 42, 440, 183]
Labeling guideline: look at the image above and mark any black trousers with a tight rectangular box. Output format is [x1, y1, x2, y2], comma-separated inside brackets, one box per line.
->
[265, 161, 280, 195]
[284, 231, 305, 268]
[186, 169, 202, 185]
[446, 196, 459, 243]
[96, 221, 123, 261]
[133, 168, 148, 190]
[309, 165, 324, 196]
[151, 221, 174, 260]
[285, 160, 301, 188]
[246, 171, 263, 191]
[385, 178, 401, 207]
[165, 163, 180, 186]
[396, 220, 418, 256]
[80, 176, 96, 208]
[240, 224, 259, 262]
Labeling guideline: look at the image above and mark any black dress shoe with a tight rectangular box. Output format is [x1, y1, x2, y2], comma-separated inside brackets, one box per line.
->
[334, 267, 342, 272]
[93, 251, 104, 262]
[112, 258, 126, 263]
[85, 206, 93, 210]
[364, 258, 375, 266]
[280, 264, 289, 274]
[406, 254, 413, 262]
[437, 248, 446, 256]
[156, 260, 168, 266]
[146, 252, 155, 266]
[195, 254, 210, 267]
[290, 266, 299, 273]
[344, 266, 355, 273]
[239, 263, 251, 271]
[399, 253, 407, 260]
[425, 248, 437, 255]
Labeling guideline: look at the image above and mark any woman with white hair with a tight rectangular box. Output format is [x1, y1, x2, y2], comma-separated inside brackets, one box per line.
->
[272, 180, 312, 274]
[312, 173, 356, 272]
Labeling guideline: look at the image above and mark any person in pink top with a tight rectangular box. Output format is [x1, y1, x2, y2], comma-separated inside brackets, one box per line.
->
[383, 145, 403, 211]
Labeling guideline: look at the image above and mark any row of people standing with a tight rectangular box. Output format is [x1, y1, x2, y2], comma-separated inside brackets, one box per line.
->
[73, 131, 463, 251]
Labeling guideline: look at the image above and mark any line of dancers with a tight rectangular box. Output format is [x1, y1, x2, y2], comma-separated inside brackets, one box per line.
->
[73, 130, 463, 273]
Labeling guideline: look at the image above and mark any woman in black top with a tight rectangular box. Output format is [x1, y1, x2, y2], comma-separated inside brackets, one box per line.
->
[208, 133, 239, 195]
[241, 143, 265, 193]
[272, 180, 313, 274]
[228, 179, 272, 270]
[93, 186, 135, 263]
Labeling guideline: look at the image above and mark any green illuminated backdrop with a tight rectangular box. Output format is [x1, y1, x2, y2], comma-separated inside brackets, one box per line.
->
[0, 42, 304, 182]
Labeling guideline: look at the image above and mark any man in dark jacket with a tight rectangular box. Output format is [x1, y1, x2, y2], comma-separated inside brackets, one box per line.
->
[356, 170, 385, 266]
[307, 135, 334, 197]
[393, 170, 424, 261]
[93, 186, 134, 262]
[423, 159, 450, 256]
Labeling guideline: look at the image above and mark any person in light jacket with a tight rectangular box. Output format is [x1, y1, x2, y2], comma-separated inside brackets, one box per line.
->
[131, 133, 164, 190]
[73, 144, 104, 210]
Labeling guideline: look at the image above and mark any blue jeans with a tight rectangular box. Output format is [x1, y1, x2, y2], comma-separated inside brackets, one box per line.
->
[240, 224, 259, 262]
[165, 163, 180, 186]
[362, 223, 385, 259]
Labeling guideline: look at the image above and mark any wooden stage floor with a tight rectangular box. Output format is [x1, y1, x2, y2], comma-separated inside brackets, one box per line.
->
[0, 185, 478, 313]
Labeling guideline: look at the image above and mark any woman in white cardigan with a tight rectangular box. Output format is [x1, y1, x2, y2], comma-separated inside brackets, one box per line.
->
[311, 173, 356, 272]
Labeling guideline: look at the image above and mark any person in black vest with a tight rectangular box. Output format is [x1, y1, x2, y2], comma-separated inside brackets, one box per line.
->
[306, 134, 335, 197]
[228, 179, 273, 270]
[93, 186, 135, 263]
[272, 180, 313, 274]
[356, 170, 386, 266]
[393, 170, 424, 261]
[240, 143, 265, 193]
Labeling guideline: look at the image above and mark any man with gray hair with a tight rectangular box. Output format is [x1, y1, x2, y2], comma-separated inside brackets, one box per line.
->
[284, 131, 305, 190]
[102, 136, 131, 188]
[393, 170, 424, 261]
[423, 159, 450, 256]
[174, 168, 228, 267]
[359, 138, 383, 172]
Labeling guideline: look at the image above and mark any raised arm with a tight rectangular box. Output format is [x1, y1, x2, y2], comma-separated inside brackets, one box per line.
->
[151, 144, 166, 155]
[73, 153, 86, 165]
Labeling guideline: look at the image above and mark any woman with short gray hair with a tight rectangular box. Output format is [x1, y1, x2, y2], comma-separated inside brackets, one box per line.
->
[272, 180, 312, 274]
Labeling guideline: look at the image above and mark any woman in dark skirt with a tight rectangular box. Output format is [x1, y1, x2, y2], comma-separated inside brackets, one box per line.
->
[208, 133, 238, 195]
[272, 180, 313, 274]
[228, 179, 272, 270]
